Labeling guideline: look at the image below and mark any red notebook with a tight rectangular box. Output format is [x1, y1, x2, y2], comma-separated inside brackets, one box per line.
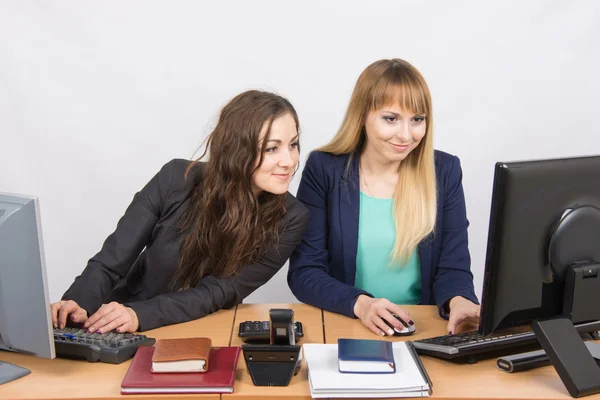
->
[121, 346, 241, 394]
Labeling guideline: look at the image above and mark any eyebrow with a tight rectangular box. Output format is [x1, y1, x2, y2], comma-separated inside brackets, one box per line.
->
[265, 135, 299, 144]
[381, 110, 426, 117]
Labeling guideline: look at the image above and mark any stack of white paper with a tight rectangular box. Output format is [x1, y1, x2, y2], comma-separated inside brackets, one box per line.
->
[303, 342, 431, 398]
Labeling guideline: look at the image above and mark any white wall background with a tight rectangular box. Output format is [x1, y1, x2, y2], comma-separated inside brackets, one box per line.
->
[1, 1, 599, 305]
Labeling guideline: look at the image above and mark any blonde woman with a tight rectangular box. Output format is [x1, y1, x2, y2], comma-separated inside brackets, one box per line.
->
[288, 59, 479, 336]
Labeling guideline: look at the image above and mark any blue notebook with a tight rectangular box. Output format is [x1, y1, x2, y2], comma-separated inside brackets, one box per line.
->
[337, 338, 396, 373]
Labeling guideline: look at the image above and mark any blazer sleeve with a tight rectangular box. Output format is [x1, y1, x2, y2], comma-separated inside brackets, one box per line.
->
[126, 204, 309, 331]
[61, 160, 177, 316]
[288, 152, 371, 318]
[432, 155, 479, 318]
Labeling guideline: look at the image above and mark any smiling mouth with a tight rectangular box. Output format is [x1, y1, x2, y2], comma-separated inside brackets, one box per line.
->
[272, 173, 290, 180]
[390, 143, 410, 150]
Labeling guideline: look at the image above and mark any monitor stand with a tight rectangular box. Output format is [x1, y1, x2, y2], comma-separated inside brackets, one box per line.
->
[532, 262, 600, 398]
[540, 207, 600, 397]
[0, 360, 31, 385]
[533, 318, 600, 398]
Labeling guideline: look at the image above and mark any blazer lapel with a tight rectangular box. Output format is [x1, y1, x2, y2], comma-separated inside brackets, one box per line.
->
[340, 154, 360, 285]
[418, 235, 433, 304]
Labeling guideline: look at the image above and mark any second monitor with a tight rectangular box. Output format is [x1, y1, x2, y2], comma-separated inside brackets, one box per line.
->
[480, 155, 600, 334]
[414, 155, 600, 364]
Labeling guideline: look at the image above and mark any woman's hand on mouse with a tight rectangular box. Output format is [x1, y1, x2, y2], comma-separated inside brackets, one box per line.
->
[353, 295, 413, 336]
[447, 296, 480, 334]
[51, 299, 88, 329]
[83, 301, 140, 334]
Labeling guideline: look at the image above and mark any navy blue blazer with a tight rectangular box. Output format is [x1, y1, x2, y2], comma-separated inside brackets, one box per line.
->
[288, 150, 478, 319]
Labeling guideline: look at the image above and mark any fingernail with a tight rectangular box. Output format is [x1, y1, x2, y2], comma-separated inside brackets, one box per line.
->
[97, 329, 102, 333]
[83, 322, 89, 328]
[116, 328, 121, 333]
[71, 315, 76, 321]
[53, 323, 57, 328]
[408, 319, 414, 326]
[88, 326, 94, 332]
[59, 324, 64, 329]
[380, 331, 385, 336]
[387, 329, 394, 335]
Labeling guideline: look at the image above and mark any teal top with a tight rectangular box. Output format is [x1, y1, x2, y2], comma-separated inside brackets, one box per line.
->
[355, 192, 422, 304]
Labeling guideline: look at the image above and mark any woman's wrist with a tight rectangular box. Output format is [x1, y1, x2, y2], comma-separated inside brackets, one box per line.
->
[353, 294, 368, 318]
[449, 295, 468, 310]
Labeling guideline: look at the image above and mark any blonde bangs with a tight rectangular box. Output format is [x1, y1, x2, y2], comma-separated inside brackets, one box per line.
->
[370, 72, 430, 117]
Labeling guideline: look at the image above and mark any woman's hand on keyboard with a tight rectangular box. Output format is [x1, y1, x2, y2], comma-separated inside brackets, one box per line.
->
[51, 300, 88, 329]
[353, 295, 412, 337]
[447, 296, 480, 334]
[83, 301, 140, 334]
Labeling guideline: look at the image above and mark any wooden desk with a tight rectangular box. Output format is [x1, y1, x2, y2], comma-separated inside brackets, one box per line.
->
[324, 305, 600, 400]
[224, 303, 323, 400]
[5, 303, 597, 400]
[0, 308, 236, 400]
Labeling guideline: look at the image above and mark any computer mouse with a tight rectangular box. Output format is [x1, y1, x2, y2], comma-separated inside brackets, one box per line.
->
[384, 313, 416, 336]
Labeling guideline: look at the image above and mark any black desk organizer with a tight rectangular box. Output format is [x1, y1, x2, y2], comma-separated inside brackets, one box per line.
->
[242, 308, 301, 386]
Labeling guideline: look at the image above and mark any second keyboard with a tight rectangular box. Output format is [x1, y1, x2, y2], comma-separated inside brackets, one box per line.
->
[413, 321, 600, 362]
[413, 330, 538, 362]
[54, 328, 155, 364]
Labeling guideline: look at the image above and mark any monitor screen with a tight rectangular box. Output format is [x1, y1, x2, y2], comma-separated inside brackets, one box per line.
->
[478, 155, 600, 336]
[0, 193, 54, 359]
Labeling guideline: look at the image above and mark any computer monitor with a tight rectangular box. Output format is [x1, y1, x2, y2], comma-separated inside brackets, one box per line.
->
[0, 193, 55, 383]
[478, 155, 600, 397]
[479, 155, 600, 335]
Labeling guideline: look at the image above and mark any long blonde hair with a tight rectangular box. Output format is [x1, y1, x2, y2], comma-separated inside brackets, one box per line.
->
[320, 58, 437, 263]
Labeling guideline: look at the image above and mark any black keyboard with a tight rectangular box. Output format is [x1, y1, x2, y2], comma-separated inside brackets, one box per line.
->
[413, 330, 538, 362]
[414, 321, 600, 363]
[53, 328, 155, 364]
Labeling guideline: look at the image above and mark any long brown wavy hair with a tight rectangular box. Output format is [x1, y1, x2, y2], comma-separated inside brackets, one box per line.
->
[172, 90, 300, 289]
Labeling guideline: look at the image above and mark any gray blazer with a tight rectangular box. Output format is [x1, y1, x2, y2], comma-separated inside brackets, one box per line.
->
[62, 159, 309, 331]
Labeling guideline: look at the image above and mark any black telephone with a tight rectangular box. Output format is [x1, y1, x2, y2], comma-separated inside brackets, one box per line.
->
[238, 320, 304, 343]
[241, 308, 303, 386]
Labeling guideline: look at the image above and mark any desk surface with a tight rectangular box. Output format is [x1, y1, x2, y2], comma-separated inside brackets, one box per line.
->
[324, 305, 596, 400]
[224, 303, 323, 400]
[0, 308, 236, 400]
[2, 303, 599, 400]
